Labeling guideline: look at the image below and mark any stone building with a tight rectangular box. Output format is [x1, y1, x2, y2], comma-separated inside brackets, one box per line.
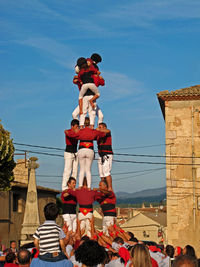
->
[0, 158, 60, 248]
[120, 211, 166, 244]
[157, 85, 200, 254]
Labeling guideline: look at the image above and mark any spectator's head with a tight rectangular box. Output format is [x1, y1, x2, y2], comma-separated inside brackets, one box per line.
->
[90, 53, 102, 64]
[44, 202, 59, 221]
[5, 252, 16, 263]
[183, 245, 196, 259]
[80, 235, 90, 244]
[17, 249, 31, 266]
[131, 244, 152, 267]
[173, 255, 198, 267]
[113, 237, 124, 245]
[99, 180, 108, 190]
[127, 231, 135, 241]
[10, 240, 17, 250]
[165, 245, 175, 258]
[174, 246, 183, 257]
[67, 177, 76, 189]
[75, 240, 106, 267]
[71, 119, 79, 130]
[84, 117, 90, 127]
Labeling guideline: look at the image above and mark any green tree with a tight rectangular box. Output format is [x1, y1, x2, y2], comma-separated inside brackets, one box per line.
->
[0, 122, 16, 191]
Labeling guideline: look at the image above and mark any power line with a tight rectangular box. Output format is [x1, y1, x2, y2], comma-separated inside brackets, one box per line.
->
[14, 143, 200, 159]
[14, 142, 169, 151]
[15, 149, 200, 166]
[14, 167, 166, 179]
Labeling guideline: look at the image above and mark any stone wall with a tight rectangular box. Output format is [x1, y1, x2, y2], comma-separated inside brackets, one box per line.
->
[165, 100, 200, 255]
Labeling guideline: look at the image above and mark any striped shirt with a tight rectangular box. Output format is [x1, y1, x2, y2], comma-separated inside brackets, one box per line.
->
[33, 220, 65, 255]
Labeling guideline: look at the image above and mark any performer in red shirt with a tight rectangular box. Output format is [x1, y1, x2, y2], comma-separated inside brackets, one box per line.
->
[65, 117, 109, 189]
[95, 180, 116, 235]
[77, 57, 99, 116]
[97, 122, 113, 191]
[66, 177, 99, 238]
[72, 53, 104, 129]
[61, 177, 77, 233]
[62, 119, 79, 191]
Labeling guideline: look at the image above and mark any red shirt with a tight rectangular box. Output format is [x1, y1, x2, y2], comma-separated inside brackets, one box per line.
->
[61, 191, 77, 215]
[73, 74, 104, 90]
[97, 132, 113, 156]
[64, 129, 78, 153]
[4, 264, 18, 267]
[78, 64, 97, 85]
[67, 188, 98, 206]
[66, 127, 106, 150]
[61, 191, 77, 205]
[95, 191, 116, 217]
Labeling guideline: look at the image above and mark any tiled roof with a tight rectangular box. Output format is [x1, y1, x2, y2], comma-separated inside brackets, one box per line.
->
[11, 181, 60, 194]
[157, 85, 200, 98]
[157, 85, 200, 119]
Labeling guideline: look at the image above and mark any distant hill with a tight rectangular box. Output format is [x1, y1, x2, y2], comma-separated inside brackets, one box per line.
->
[116, 187, 166, 204]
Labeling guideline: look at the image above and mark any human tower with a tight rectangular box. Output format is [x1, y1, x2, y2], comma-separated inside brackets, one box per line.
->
[61, 53, 116, 237]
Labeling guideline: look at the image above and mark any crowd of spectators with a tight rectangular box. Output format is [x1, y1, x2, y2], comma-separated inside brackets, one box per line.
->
[0, 202, 199, 267]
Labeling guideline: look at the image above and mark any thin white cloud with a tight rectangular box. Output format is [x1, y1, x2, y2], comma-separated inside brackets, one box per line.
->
[101, 71, 144, 100]
[98, 0, 200, 30]
[15, 37, 77, 69]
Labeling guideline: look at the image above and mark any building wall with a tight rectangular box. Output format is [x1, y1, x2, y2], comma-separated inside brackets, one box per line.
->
[0, 188, 59, 248]
[121, 213, 166, 243]
[165, 100, 200, 255]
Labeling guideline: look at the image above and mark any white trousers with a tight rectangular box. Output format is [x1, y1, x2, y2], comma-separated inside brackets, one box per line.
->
[78, 212, 93, 238]
[62, 214, 77, 232]
[79, 83, 100, 99]
[78, 148, 94, 188]
[62, 152, 78, 190]
[72, 101, 103, 126]
[98, 154, 113, 178]
[103, 216, 115, 236]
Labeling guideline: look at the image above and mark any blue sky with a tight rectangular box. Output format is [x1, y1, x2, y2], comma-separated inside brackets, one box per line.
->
[1, 0, 200, 193]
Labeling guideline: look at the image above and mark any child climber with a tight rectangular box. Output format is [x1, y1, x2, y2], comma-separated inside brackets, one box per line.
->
[77, 57, 100, 115]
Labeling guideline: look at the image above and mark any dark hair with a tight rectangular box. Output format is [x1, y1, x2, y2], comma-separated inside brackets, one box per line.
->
[91, 53, 102, 63]
[17, 248, 31, 265]
[71, 119, 79, 127]
[67, 177, 76, 186]
[127, 231, 135, 241]
[166, 245, 175, 258]
[77, 57, 87, 67]
[185, 245, 196, 259]
[75, 240, 106, 266]
[99, 122, 107, 128]
[5, 252, 16, 263]
[113, 237, 124, 244]
[173, 255, 198, 267]
[80, 235, 90, 242]
[10, 240, 16, 245]
[44, 202, 59, 220]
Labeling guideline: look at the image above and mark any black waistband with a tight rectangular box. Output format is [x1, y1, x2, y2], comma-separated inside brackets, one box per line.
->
[79, 204, 93, 209]
[98, 145, 113, 153]
[65, 145, 77, 153]
[62, 203, 77, 214]
[101, 203, 115, 212]
[80, 140, 93, 143]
